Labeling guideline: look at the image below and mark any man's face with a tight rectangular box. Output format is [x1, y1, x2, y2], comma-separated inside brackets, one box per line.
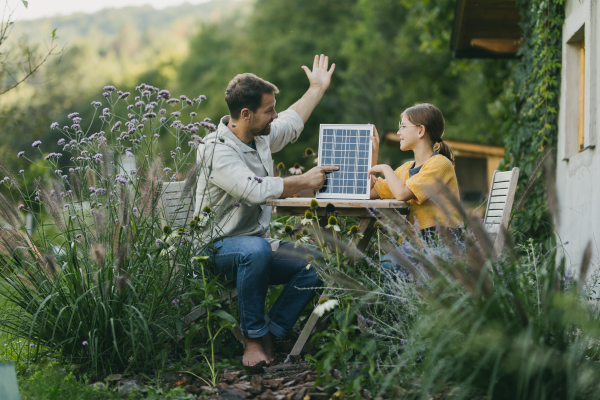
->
[248, 93, 278, 137]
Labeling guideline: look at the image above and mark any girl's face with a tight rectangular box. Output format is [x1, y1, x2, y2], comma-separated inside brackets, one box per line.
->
[397, 116, 423, 151]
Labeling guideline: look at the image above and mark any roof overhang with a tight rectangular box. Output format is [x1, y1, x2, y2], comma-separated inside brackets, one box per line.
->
[451, 0, 521, 59]
[384, 133, 504, 158]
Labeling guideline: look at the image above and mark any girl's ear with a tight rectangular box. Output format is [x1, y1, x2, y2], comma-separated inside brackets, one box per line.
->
[418, 125, 427, 139]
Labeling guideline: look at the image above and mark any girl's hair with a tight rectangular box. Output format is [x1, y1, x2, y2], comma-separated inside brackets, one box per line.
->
[401, 103, 455, 165]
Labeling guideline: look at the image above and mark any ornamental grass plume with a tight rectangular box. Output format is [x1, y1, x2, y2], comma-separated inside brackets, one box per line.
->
[0, 82, 231, 375]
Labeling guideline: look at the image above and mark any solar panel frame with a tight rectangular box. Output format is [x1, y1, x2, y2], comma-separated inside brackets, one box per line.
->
[316, 124, 373, 200]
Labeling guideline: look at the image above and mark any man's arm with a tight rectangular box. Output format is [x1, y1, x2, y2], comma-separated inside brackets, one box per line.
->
[279, 166, 339, 198]
[288, 54, 336, 123]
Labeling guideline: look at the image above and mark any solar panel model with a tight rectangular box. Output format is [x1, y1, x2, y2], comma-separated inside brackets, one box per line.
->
[317, 124, 373, 199]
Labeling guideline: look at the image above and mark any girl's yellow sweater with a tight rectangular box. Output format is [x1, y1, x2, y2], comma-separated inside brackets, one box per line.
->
[373, 154, 464, 230]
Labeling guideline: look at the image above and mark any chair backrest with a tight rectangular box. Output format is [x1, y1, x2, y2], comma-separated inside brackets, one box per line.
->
[483, 168, 520, 254]
[161, 180, 195, 229]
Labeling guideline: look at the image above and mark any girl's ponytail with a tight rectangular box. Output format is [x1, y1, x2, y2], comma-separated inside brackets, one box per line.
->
[434, 141, 455, 165]
[402, 103, 455, 165]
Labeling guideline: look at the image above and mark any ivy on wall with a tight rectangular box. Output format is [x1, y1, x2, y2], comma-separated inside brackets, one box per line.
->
[500, 0, 565, 243]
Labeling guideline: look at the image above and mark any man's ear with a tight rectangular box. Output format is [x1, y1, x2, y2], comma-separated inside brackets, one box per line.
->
[240, 108, 251, 122]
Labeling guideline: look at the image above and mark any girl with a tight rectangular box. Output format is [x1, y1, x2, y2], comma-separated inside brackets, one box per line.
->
[369, 103, 464, 272]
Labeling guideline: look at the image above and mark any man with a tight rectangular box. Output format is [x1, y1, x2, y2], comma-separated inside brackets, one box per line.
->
[194, 54, 337, 367]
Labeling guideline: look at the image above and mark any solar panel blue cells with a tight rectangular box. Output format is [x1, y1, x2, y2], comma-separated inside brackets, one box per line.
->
[317, 125, 373, 199]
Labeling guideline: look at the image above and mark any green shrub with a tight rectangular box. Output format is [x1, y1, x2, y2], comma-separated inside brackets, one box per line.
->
[0, 84, 232, 375]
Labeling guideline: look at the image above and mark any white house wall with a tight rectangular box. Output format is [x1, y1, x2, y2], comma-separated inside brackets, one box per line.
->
[557, 0, 600, 277]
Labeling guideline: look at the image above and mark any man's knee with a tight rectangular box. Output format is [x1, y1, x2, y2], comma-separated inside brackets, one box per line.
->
[240, 237, 272, 269]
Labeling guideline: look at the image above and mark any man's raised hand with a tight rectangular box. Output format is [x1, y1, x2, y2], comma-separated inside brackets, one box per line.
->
[301, 54, 335, 92]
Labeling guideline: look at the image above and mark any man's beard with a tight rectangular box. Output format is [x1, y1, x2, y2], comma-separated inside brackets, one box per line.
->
[248, 120, 273, 137]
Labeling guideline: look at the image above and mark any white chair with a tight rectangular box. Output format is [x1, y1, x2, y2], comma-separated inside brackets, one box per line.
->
[160, 181, 195, 230]
[162, 181, 242, 341]
[482, 168, 520, 254]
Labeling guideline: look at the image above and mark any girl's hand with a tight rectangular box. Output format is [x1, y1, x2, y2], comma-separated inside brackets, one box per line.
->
[370, 125, 380, 166]
[368, 164, 388, 186]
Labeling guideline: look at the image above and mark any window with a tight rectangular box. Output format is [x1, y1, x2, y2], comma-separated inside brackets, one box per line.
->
[578, 39, 585, 151]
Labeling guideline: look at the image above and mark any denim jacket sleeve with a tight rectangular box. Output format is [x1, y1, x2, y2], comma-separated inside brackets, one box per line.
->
[268, 110, 305, 153]
[200, 143, 284, 206]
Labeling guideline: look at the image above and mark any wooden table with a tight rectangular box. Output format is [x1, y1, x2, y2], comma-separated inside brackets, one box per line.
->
[266, 198, 408, 253]
[267, 198, 408, 356]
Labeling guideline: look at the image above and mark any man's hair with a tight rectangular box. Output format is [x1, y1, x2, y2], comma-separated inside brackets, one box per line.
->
[225, 73, 279, 119]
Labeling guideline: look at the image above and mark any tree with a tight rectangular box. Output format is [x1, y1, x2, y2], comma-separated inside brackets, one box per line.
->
[0, 1, 62, 96]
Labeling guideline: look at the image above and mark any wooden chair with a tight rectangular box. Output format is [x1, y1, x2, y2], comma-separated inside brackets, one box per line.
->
[160, 181, 195, 230]
[482, 168, 520, 254]
[161, 181, 242, 341]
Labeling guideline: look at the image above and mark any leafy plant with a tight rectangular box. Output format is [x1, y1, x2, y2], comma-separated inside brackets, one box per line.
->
[0, 83, 219, 375]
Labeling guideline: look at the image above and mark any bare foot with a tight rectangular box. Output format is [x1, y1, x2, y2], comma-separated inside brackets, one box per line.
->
[242, 337, 270, 367]
[262, 332, 275, 362]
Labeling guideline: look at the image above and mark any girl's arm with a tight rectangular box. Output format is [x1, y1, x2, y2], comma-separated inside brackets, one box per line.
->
[368, 165, 416, 201]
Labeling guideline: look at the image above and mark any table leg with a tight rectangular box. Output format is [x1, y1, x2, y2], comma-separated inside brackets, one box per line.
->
[355, 217, 377, 253]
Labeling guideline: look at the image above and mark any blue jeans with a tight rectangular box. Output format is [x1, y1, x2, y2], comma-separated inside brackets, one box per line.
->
[207, 237, 322, 339]
[380, 227, 465, 281]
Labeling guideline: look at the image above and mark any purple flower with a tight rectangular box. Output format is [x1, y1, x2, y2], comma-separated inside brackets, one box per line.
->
[82, 340, 88, 346]
[198, 95, 207, 100]
[111, 121, 122, 132]
[234, 202, 241, 207]
[91, 101, 102, 106]
[254, 176, 263, 183]
[156, 239, 162, 244]
[29, 343, 34, 347]
[130, 169, 137, 175]
[135, 101, 144, 107]
[158, 89, 170, 98]
[34, 196, 39, 201]
[133, 207, 138, 213]
[71, 216, 76, 221]
[190, 112, 197, 117]
[166, 98, 180, 104]
[17, 151, 24, 158]
[26, 369, 30, 373]
[171, 111, 181, 117]
[159, 109, 166, 115]
[127, 104, 134, 110]
[154, 133, 160, 138]
[400, 339, 406, 345]
[163, 167, 171, 172]
[103, 85, 116, 91]
[57, 138, 65, 145]
[68, 112, 79, 119]
[19, 170, 24, 174]
[143, 112, 156, 119]
[92, 153, 103, 161]
[116, 176, 128, 184]
[210, 175, 214, 179]
[171, 299, 179, 305]
[102, 92, 109, 97]
[73, 117, 82, 124]
[125, 150, 134, 158]
[63, 204, 70, 208]
[31, 140, 42, 148]
[89, 186, 96, 192]
[50, 122, 59, 129]
[119, 92, 130, 99]
[75, 234, 82, 238]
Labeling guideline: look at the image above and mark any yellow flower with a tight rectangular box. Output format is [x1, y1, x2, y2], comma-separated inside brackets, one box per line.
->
[310, 199, 319, 209]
